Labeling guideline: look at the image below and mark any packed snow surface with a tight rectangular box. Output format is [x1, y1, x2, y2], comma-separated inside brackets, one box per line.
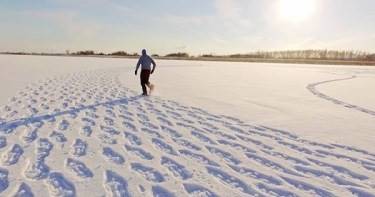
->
[0, 55, 374, 196]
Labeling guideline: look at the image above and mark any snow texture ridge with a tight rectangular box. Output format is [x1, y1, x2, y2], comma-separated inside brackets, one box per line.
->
[0, 68, 374, 196]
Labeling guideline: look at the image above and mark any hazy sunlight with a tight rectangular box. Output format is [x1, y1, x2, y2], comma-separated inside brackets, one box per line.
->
[279, 0, 316, 22]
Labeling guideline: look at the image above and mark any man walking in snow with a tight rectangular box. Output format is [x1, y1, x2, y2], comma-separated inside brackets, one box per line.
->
[135, 49, 156, 96]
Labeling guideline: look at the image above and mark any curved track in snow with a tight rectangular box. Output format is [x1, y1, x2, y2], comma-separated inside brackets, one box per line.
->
[307, 75, 375, 117]
[0, 68, 374, 196]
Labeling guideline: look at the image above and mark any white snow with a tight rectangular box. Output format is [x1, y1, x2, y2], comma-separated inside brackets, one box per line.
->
[0, 54, 375, 196]
[120, 60, 375, 149]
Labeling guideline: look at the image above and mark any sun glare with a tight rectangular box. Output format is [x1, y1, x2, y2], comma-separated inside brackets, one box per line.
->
[279, 0, 316, 22]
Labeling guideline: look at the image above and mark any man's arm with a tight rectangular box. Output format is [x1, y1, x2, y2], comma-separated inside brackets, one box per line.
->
[151, 58, 156, 74]
[135, 58, 141, 75]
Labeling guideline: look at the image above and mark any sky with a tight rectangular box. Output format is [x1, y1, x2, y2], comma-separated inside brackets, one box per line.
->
[1, 0, 375, 55]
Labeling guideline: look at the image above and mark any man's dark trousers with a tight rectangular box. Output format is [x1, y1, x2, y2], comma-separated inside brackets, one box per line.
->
[140, 70, 151, 95]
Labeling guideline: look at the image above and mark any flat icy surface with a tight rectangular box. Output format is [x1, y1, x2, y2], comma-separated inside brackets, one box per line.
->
[0, 54, 374, 196]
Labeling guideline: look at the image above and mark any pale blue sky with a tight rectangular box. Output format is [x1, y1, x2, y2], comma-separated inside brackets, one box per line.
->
[1, 0, 374, 55]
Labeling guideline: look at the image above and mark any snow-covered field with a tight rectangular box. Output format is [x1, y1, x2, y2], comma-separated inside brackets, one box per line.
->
[0, 54, 374, 196]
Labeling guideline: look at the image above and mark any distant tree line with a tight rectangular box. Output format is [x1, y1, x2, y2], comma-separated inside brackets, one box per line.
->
[70, 51, 192, 58]
[70, 50, 140, 56]
[72, 50, 95, 56]
[165, 52, 189, 58]
[2, 49, 374, 61]
[207, 50, 375, 61]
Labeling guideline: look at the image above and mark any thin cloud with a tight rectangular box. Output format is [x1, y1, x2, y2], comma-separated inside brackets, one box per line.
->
[22, 10, 104, 38]
[1, 1, 374, 53]
[214, 0, 241, 18]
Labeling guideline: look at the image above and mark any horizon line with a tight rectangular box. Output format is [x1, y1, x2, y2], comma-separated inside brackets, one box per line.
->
[1, 48, 374, 57]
